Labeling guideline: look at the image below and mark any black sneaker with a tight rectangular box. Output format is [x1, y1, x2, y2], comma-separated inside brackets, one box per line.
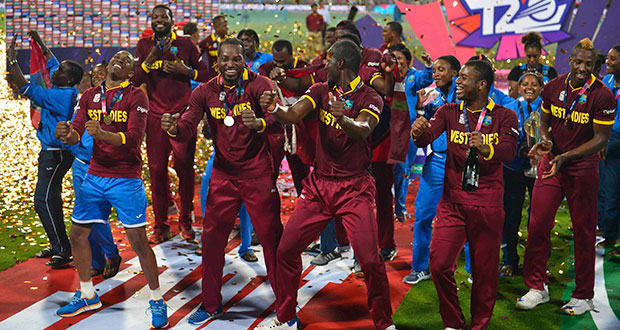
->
[379, 248, 397, 261]
[310, 250, 342, 266]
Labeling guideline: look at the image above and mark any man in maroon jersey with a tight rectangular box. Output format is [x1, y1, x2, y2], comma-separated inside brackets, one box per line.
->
[133, 4, 209, 243]
[160, 38, 282, 325]
[255, 39, 395, 330]
[258, 39, 311, 194]
[379, 21, 404, 54]
[54, 51, 168, 328]
[516, 38, 617, 316]
[199, 15, 229, 80]
[411, 60, 519, 329]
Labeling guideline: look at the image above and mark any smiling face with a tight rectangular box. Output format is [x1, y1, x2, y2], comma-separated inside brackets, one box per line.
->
[455, 65, 485, 102]
[90, 63, 108, 87]
[107, 51, 135, 81]
[569, 48, 595, 86]
[151, 7, 173, 38]
[433, 59, 457, 89]
[218, 43, 245, 84]
[518, 75, 542, 103]
[606, 48, 620, 75]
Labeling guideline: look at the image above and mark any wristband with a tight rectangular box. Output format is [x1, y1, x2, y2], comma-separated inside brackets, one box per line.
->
[268, 103, 288, 114]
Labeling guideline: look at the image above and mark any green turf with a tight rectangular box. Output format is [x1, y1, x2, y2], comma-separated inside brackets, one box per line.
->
[394, 202, 574, 329]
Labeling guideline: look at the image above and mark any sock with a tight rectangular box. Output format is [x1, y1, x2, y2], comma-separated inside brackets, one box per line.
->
[150, 287, 163, 301]
[80, 281, 95, 298]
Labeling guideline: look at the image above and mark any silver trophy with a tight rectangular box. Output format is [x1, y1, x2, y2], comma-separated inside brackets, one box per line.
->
[523, 111, 541, 178]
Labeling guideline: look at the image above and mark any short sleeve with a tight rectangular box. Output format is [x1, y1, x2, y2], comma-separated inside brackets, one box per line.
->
[592, 86, 617, 126]
[301, 84, 323, 110]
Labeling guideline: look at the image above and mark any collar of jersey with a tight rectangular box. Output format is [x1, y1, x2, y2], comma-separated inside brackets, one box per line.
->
[211, 33, 229, 42]
[221, 68, 249, 89]
[459, 97, 495, 113]
[565, 73, 596, 92]
[105, 80, 130, 91]
[388, 41, 405, 48]
[151, 31, 176, 42]
[333, 76, 363, 95]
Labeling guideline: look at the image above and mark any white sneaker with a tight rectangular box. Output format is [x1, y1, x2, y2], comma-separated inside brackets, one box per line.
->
[445, 328, 462, 330]
[385, 325, 397, 330]
[515, 285, 550, 310]
[560, 297, 595, 315]
[255, 317, 299, 329]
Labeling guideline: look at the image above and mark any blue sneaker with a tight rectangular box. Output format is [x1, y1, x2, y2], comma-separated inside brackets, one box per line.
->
[149, 299, 169, 329]
[188, 304, 222, 325]
[57, 290, 102, 317]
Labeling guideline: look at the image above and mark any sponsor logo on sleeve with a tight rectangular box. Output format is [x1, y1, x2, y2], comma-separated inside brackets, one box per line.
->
[367, 61, 380, 67]
[603, 109, 615, 115]
[511, 127, 520, 135]
[369, 104, 379, 113]
[137, 106, 148, 113]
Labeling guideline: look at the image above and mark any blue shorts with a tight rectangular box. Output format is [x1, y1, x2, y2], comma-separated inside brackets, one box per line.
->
[72, 174, 147, 228]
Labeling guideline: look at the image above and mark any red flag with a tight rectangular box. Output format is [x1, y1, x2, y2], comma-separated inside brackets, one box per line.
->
[29, 39, 51, 129]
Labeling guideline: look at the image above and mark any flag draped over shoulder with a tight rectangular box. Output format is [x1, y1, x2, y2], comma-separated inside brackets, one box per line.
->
[29, 38, 51, 129]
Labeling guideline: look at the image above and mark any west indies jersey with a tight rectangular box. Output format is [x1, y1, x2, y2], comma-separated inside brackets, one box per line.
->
[133, 32, 209, 118]
[541, 73, 616, 170]
[198, 33, 228, 80]
[301, 77, 383, 178]
[73, 81, 148, 179]
[414, 99, 519, 207]
[174, 69, 275, 180]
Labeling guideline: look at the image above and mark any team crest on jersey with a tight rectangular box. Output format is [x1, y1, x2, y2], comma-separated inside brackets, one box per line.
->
[578, 94, 587, 104]
[459, 113, 465, 124]
[93, 93, 101, 103]
[407, 75, 415, 82]
[253, 62, 260, 70]
[483, 115, 492, 126]
[559, 90, 566, 102]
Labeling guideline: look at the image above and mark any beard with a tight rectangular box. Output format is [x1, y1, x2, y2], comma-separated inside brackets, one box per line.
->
[153, 25, 172, 38]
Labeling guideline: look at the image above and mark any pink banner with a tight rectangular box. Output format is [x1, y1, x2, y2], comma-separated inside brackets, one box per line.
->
[442, 0, 476, 65]
[395, 0, 456, 61]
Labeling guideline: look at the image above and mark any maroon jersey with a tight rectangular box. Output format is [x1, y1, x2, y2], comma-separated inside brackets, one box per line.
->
[198, 33, 228, 80]
[306, 13, 324, 32]
[259, 57, 309, 100]
[174, 69, 275, 180]
[311, 52, 327, 67]
[301, 77, 383, 178]
[311, 66, 380, 86]
[73, 81, 148, 179]
[541, 73, 616, 170]
[414, 99, 519, 207]
[362, 47, 382, 74]
[133, 32, 209, 118]
[378, 41, 405, 55]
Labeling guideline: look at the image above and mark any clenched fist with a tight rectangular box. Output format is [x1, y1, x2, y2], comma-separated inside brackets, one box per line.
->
[411, 116, 430, 138]
[161, 113, 180, 133]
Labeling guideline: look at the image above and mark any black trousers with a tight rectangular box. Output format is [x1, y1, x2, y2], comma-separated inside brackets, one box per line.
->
[501, 167, 535, 267]
[34, 149, 74, 254]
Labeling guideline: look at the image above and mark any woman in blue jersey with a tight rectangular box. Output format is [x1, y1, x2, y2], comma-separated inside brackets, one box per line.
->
[403, 55, 460, 285]
[507, 32, 558, 98]
[499, 72, 543, 276]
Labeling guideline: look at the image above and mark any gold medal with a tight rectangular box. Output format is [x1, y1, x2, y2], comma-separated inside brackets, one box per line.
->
[103, 115, 112, 125]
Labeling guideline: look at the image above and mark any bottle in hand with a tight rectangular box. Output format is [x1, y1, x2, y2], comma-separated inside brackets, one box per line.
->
[462, 147, 479, 191]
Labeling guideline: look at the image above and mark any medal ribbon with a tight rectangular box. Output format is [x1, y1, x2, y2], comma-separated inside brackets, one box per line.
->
[100, 82, 127, 120]
[462, 102, 489, 133]
[219, 75, 244, 117]
[563, 74, 593, 124]
[335, 78, 364, 109]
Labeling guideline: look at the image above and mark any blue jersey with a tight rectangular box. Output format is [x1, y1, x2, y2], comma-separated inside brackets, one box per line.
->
[489, 86, 513, 107]
[503, 96, 542, 172]
[421, 78, 458, 153]
[20, 57, 79, 150]
[68, 96, 93, 163]
[404, 65, 434, 122]
[247, 52, 273, 73]
[603, 74, 620, 132]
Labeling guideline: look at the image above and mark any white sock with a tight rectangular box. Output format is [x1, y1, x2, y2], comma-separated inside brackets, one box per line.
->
[80, 281, 95, 298]
[150, 287, 163, 301]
